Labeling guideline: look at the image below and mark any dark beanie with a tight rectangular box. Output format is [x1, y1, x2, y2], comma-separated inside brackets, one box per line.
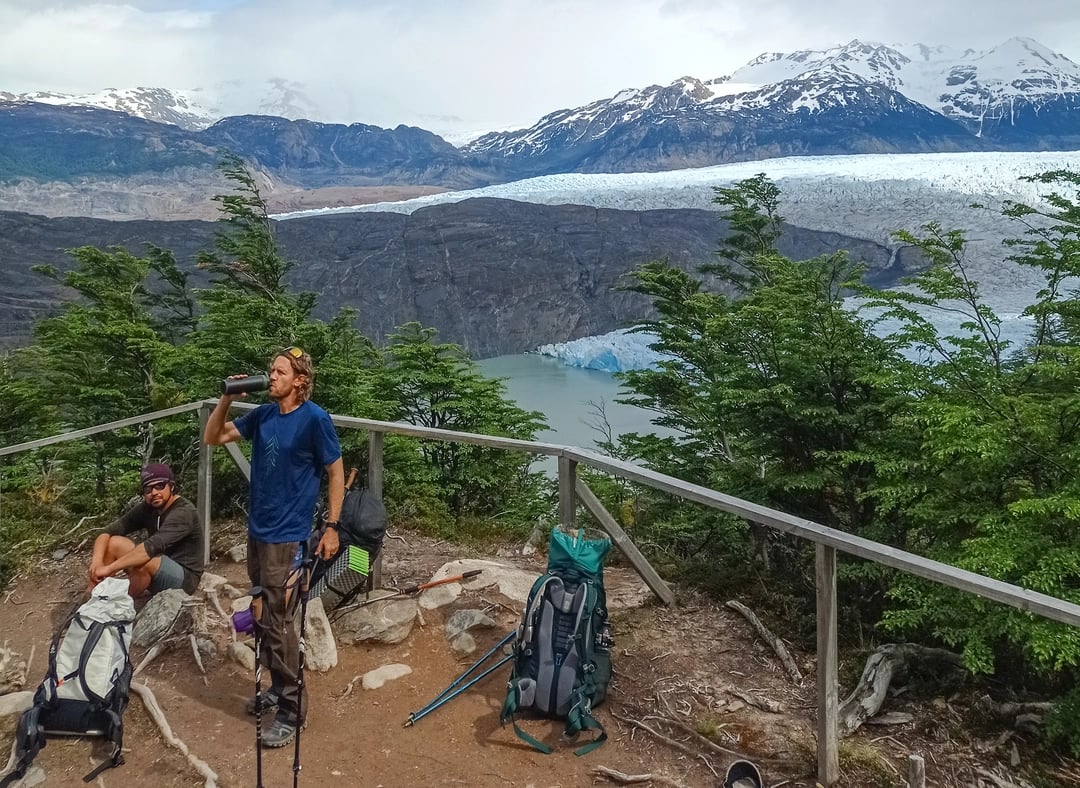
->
[140, 462, 175, 488]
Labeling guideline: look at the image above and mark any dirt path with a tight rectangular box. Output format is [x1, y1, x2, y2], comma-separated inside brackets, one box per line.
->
[1, 529, 1073, 787]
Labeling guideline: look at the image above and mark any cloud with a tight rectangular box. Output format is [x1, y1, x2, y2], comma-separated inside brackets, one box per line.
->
[3, 0, 1080, 135]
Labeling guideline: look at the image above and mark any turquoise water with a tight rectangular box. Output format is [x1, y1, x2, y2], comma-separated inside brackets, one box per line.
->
[475, 353, 664, 454]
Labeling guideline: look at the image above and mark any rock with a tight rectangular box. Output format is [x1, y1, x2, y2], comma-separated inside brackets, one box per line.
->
[229, 641, 256, 672]
[0, 690, 34, 739]
[195, 637, 218, 661]
[198, 572, 230, 592]
[449, 632, 477, 657]
[428, 559, 538, 605]
[418, 584, 461, 610]
[50, 548, 69, 561]
[304, 598, 338, 673]
[521, 522, 546, 556]
[227, 543, 247, 563]
[444, 609, 496, 640]
[334, 598, 417, 645]
[362, 663, 412, 690]
[132, 589, 193, 647]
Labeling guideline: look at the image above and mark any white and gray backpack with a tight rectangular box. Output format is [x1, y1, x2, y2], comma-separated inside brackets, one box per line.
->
[2, 577, 135, 786]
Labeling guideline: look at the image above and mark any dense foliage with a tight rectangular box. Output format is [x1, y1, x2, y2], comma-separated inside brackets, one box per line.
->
[0, 154, 549, 584]
[602, 170, 1080, 754]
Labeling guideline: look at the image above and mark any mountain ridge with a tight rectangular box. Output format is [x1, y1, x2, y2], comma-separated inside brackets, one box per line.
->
[2, 37, 1078, 219]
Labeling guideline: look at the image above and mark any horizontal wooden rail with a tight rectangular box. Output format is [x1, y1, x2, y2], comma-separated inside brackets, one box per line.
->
[563, 447, 1080, 629]
[0, 401, 206, 457]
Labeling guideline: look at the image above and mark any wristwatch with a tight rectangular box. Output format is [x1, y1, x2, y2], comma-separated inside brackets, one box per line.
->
[324, 520, 341, 531]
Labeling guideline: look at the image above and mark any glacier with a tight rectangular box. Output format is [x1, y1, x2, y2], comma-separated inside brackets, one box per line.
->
[538, 309, 1039, 373]
[273, 149, 1078, 372]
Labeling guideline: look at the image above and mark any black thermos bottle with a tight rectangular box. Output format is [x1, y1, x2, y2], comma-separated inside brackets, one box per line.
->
[220, 374, 270, 396]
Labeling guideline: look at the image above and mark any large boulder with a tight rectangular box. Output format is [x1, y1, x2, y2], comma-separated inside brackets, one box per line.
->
[334, 597, 418, 645]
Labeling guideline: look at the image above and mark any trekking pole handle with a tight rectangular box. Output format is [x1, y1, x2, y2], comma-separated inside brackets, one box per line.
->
[404, 570, 482, 595]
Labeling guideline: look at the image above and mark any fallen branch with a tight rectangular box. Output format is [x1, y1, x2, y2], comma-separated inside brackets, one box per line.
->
[591, 765, 685, 787]
[611, 710, 716, 776]
[839, 643, 964, 737]
[131, 682, 218, 787]
[725, 600, 803, 685]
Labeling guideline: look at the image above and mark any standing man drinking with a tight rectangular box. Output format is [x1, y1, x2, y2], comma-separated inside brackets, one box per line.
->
[203, 346, 345, 748]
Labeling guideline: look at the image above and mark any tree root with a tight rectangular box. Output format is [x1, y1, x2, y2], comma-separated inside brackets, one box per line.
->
[131, 682, 218, 787]
[725, 600, 804, 685]
[839, 643, 963, 737]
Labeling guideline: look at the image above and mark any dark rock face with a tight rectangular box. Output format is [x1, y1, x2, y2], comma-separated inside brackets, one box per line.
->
[0, 199, 901, 357]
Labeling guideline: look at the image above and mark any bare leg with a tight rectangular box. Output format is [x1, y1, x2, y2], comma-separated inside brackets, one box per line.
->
[98, 535, 161, 596]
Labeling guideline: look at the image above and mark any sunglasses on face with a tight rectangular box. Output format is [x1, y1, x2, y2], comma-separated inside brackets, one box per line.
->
[142, 481, 170, 494]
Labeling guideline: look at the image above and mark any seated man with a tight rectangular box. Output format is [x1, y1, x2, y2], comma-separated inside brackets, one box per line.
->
[88, 463, 205, 597]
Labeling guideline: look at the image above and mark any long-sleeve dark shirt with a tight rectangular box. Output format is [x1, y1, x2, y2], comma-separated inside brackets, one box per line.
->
[105, 497, 204, 594]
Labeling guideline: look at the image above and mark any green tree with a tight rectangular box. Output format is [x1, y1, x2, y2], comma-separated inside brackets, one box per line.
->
[868, 175, 1080, 678]
[370, 322, 547, 523]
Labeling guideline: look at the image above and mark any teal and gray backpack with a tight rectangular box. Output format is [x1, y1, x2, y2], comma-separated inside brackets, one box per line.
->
[500, 527, 613, 755]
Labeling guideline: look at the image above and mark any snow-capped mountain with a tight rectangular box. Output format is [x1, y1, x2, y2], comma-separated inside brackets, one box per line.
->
[465, 37, 1080, 170]
[0, 79, 328, 132]
[729, 37, 1080, 136]
[0, 87, 217, 131]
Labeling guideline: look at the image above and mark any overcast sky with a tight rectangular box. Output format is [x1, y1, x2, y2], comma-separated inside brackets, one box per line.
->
[4, 0, 1080, 136]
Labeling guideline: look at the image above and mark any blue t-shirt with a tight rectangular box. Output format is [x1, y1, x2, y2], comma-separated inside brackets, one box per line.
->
[234, 400, 342, 543]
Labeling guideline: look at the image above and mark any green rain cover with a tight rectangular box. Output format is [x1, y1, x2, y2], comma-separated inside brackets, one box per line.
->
[546, 527, 611, 581]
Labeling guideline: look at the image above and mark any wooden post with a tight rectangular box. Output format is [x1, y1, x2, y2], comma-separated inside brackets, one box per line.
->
[368, 431, 384, 589]
[197, 404, 213, 566]
[558, 456, 577, 532]
[907, 754, 925, 788]
[816, 543, 839, 787]
[575, 479, 674, 605]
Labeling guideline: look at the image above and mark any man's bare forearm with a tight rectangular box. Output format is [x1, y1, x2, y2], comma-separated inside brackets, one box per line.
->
[203, 396, 235, 445]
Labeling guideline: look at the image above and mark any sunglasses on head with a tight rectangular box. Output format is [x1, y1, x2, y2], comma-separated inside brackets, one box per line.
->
[283, 346, 304, 358]
[142, 480, 170, 493]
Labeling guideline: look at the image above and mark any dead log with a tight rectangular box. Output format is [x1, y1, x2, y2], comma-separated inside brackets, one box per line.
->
[839, 643, 963, 737]
[725, 600, 804, 685]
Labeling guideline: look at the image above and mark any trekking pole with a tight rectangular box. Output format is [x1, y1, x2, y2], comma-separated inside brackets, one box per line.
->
[249, 585, 266, 788]
[293, 551, 319, 788]
[404, 651, 515, 727]
[331, 569, 483, 620]
[407, 629, 515, 723]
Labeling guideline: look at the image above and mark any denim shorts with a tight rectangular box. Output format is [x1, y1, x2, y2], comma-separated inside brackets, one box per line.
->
[149, 554, 186, 594]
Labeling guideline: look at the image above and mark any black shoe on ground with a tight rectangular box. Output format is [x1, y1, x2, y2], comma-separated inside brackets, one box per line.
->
[260, 715, 298, 749]
[246, 690, 280, 716]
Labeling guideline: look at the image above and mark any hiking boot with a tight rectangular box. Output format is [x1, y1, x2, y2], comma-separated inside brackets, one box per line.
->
[245, 690, 280, 716]
[260, 714, 298, 749]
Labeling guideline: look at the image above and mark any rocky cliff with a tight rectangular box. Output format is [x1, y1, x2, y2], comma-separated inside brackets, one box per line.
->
[0, 198, 915, 356]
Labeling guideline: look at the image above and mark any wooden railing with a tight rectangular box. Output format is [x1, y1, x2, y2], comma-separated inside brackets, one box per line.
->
[5, 399, 1080, 786]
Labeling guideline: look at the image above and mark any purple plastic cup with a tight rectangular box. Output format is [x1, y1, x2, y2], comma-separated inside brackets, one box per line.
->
[231, 606, 255, 634]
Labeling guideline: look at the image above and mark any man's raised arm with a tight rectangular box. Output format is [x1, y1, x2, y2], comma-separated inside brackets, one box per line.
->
[203, 395, 242, 446]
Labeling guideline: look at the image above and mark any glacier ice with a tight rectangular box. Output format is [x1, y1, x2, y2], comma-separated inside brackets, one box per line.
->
[538, 307, 1038, 373]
